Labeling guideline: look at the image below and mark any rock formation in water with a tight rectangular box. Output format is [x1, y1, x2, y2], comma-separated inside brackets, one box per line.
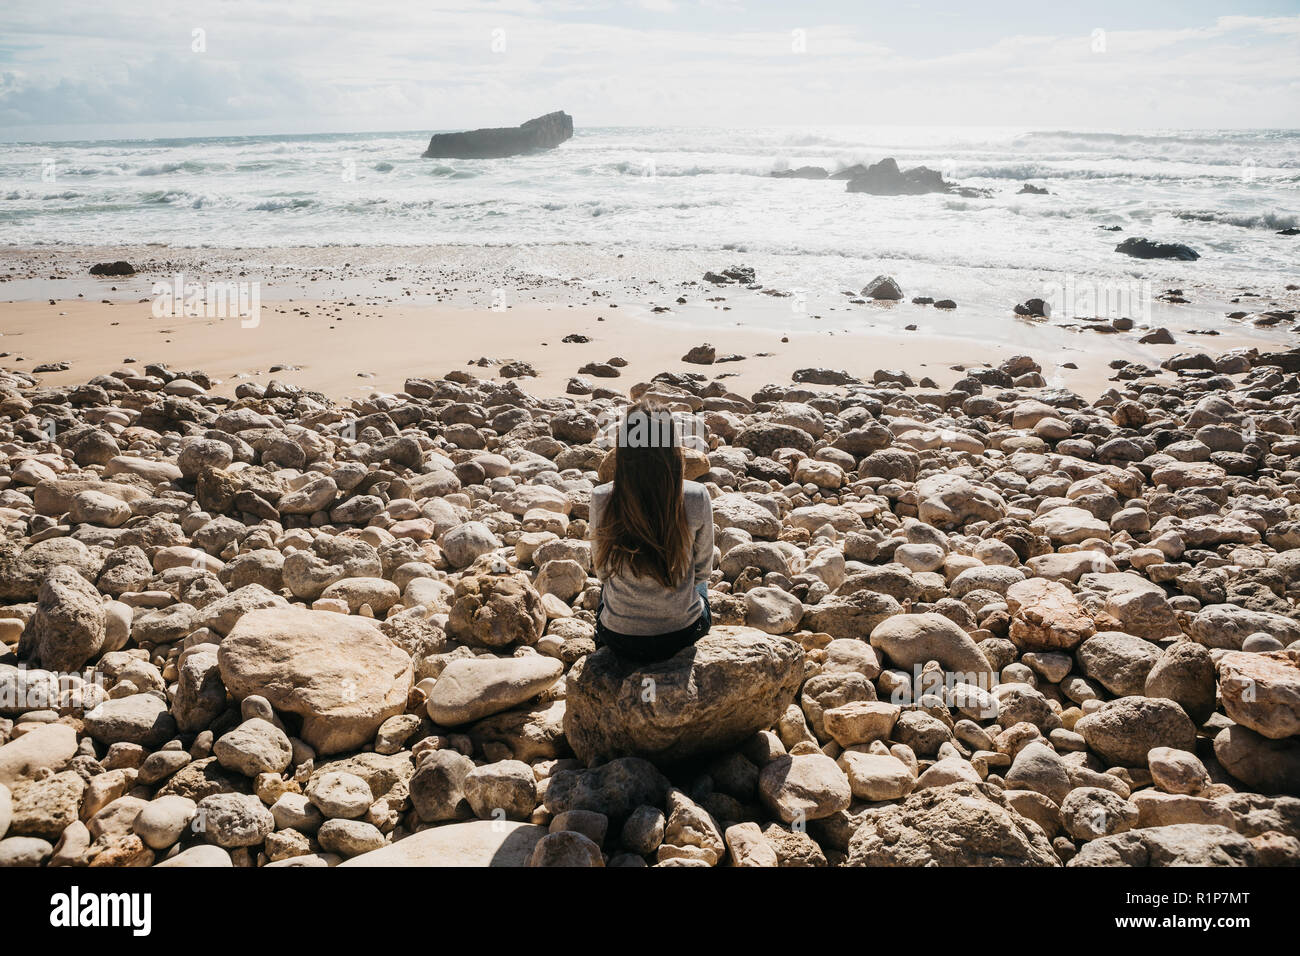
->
[1116, 238, 1201, 262]
[771, 166, 829, 180]
[422, 111, 574, 160]
[842, 158, 987, 198]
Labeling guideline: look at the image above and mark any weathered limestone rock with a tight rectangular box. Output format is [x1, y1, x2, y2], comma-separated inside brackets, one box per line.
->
[1214, 725, 1300, 794]
[25, 565, 106, 671]
[758, 753, 852, 823]
[0, 723, 79, 788]
[1217, 649, 1300, 740]
[544, 757, 670, 819]
[1075, 697, 1197, 766]
[217, 607, 412, 755]
[564, 628, 803, 764]
[1067, 824, 1255, 867]
[83, 694, 177, 749]
[1005, 578, 1095, 651]
[1144, 641, 1217, 725]
[348, 820, 547, 866]
[869, 613, 994, 681]
[426, 655, 562, 726]
[846, 782, 1059, 866]
[446, 572, 547, 648]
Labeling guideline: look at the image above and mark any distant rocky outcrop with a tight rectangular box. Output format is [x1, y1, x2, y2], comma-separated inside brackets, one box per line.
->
[1115, 237, 1200, 261]
[843, 158, 983, 197]
[422, 111, 573, 159]
[764, 158, 989, 197]
[770, 166, 829, 180]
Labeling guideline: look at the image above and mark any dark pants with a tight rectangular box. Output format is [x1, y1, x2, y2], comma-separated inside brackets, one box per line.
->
[594, 583, 711, 662]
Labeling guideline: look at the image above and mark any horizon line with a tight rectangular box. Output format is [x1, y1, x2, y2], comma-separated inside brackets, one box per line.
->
[4, 123, 1300, 148]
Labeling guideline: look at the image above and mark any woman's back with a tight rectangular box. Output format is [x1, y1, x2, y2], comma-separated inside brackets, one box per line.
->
[589, 479, 714, 636]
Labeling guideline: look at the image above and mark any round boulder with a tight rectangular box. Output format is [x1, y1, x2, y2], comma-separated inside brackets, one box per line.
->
[563, 627, 804, 764]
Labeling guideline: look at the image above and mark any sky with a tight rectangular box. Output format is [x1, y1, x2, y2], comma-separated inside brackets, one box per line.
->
[1, 0, 1298, 140]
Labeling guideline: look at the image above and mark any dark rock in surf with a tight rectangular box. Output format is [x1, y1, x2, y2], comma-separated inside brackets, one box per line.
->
[722, 266, 756, 284]
[771, 166, 828, 180]
[90, 261, 135, 277]
[1115, 238, 1200, 261]
[1015, 299, 1050, 318]
[862, 276, 903, 301]
[844, 158, 954, 196]
[422, 111, 573, 160]
[830, 164, 869, 180]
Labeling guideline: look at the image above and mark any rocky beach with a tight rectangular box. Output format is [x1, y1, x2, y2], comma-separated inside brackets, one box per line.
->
[5, 5, 1300, 933]
[1, 278, 1299, 867]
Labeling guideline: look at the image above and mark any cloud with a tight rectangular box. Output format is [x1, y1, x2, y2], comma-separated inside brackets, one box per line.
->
[0, 2, 1296, 137]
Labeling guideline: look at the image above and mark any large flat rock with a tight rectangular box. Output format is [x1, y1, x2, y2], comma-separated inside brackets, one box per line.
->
[563, 626, 803, 764]
[422, 111, 573, 160]
[0, 723, 78, 788]
[217, 606, 413, 755]
[338, 820, 546, 867]
[425, 655, 562, 726]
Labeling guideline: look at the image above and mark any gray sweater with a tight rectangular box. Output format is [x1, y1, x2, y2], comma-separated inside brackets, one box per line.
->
[588, 480, 714, 635]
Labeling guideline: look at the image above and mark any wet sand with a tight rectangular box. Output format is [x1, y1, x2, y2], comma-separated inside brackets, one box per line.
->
[0, 295, 1271, 403]
[1, 244, 1295, 403]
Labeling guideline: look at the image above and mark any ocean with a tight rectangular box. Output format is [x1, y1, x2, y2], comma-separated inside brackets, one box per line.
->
[2, 125, 1297, 330]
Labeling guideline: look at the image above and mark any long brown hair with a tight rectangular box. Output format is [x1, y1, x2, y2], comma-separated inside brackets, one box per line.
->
[593, 401, 692, 588]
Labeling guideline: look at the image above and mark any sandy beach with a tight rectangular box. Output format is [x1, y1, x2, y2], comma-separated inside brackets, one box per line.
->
[0, 296, 1140, 400]
[3, 245, 1296, 403]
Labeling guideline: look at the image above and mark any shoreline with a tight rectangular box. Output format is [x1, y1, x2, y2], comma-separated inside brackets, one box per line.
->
[2, 240, 1300, 405]
[0, 296, 1271, 404]
[2, 243, 1296, 404]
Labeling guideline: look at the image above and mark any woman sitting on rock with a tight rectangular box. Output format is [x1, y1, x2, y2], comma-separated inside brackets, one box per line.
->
[589, 401, 714, 661]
